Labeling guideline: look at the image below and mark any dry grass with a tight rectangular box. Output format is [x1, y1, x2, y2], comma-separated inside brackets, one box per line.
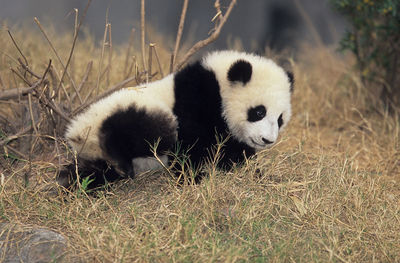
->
[0, 23, 399, 262]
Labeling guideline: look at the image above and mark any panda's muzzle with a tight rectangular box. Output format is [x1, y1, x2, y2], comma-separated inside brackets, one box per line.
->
[262, 138, 273, 145]
[251, 138, 272, 148]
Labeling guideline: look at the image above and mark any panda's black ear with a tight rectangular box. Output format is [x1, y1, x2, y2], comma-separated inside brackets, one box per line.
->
[227, 60, 252, 85]
[286, 71, 294, 92]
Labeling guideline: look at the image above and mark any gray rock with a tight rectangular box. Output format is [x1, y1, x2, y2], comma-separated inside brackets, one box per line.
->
[0, 223, 68, 263]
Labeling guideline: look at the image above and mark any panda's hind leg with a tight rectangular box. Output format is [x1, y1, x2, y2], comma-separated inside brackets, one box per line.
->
[57, 158, 122, 190]
[100, 105, 177, 177]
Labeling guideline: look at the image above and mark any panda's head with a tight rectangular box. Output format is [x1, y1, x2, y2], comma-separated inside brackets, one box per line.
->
[202, 51, 293, 151]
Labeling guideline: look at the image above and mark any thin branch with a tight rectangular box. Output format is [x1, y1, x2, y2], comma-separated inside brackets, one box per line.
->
[26, 132, 33, 185]
[71, 61, 92, 103]
[0, 86, 35, 100]
[36, 88, 71, 122]
[34, 17, 81, 102]
[7, 29, 29, 66]
[56, 0, 92, 103]
[53, 129, 62, 168]
[169, 53, 174, 74]
[4, 145, 28, 161]
[74, 8, 79, 38]
[33, 60, 71, 122]
[83, 66, 109, 104]
[125, 55, 138, 80]
[0, 74, 5, 90]
[0, 125, 32, 147]
[125, 56, 135, 80]
[10, 68, 32, 86]
[148, 43, 154, 80]
[9, 64, 20, 102]
[134, 57, 141, 84]
[28, 93, 39, 136]
[49, 65, 72, 108]
[18, 59, 41, 79]
[96, 22, 110, 95]
[0, 51, 19, 69]
[152, 44, 164, 78]
[37, 59, 53, 90]
[141, 0, 147, 74]
[124, 28, 135, 78]
[172, 0, 189, 71]
[47, 65, 61, 103]
[106, 23, 113, 88]
[175, 0, 237, 70]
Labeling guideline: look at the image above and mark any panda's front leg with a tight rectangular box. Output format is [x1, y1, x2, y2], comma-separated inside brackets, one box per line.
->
[115, 158, 135, 178]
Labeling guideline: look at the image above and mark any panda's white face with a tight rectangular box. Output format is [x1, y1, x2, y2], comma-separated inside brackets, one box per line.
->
[202, 51, 293, 151]
[242, 104, 290, 150]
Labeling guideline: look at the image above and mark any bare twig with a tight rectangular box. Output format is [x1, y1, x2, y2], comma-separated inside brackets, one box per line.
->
[141, 0, 147, 74]
[0, 86, 35, 100]
[58, 0, 92, 103]
[125, 56, 136, 80]
[152, 44, 164, 78]
[107, 23, 113, 88]
[4, 145, 28, 160]
[34, 17, 81, 102]
[7, 29, 29, 66]
[86, 59, 116, 104]
[37, 88, 71, 122]
[0, 125, 32, 147]
[0, 51, 19, 67]
[0, 74, 5, 90]
[33, 60, 71, 122]
[9, 64, 20, 102]
[123, 28, 135, 78]
[134, 57, 141, 84]
[49, 65, 72, 104]
[18, 59, 41, 79]
[53, 130, 62, 168]
[34, 18, 65, 66]
[59, 0, 91, 103]
[169, 53, 174, 74]
[11, 68, 32, 86]
[148, 43, 154, 80]
[71, 61, 92, 103]
[130, 56, 140, 83]
[70, 8, 79, 79]
[27, 94, 39, 135]
[47, 66, 61, 104]
[172, 0, 189, 71]
[175, 0, 237, 70]
[74, 8, 79, 38]
[96, 23, 110, 95]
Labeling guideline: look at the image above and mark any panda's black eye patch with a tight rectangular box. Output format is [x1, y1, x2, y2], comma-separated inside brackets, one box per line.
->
[278, 113, 284, 128]
[247, 105, 266, 122]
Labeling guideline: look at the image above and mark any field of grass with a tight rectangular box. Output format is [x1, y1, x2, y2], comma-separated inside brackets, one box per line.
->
[0, 23, 399, 262]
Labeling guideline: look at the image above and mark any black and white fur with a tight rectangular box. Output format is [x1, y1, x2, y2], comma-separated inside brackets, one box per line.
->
[60, 50, 294, 188]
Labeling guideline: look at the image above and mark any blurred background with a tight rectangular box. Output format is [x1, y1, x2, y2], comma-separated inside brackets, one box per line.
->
[0, 0, 346, 53]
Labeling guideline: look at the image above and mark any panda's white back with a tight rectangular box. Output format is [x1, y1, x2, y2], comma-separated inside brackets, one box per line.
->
[65, 74, 176, 160]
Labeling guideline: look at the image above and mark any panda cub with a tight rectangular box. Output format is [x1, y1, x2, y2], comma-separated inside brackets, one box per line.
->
[60, 50, 294, 188]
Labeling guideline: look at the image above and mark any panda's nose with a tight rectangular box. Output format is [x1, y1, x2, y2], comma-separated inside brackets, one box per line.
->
[262, 138, 273, 144]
